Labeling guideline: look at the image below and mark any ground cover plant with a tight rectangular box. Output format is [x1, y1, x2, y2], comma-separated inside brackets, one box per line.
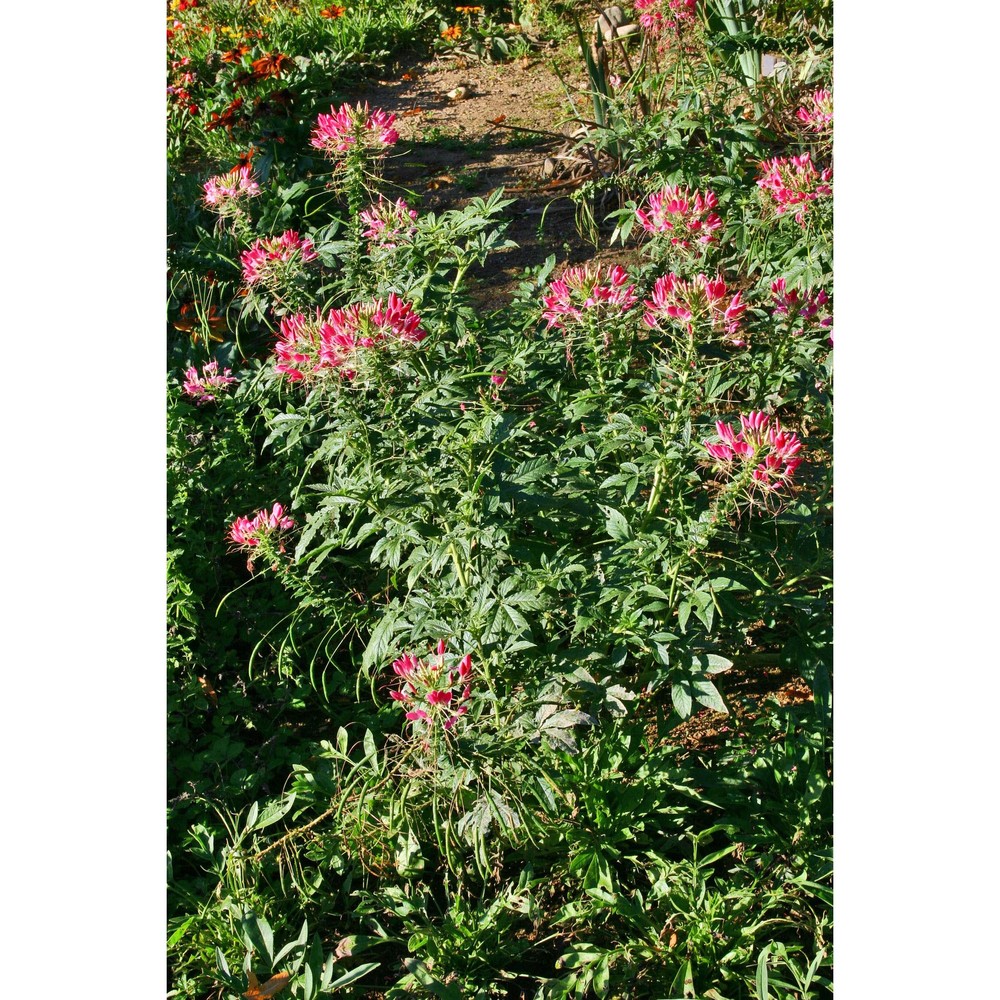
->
[168, 1, 832, 996]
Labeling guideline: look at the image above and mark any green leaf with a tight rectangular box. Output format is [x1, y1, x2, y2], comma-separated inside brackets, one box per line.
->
[328, 962, 380, 990]
[671, 682, 693, 718]
[598, 504, 632, 542]
[692, 679, 728, 714]
[242, 911, 274, 965]
[756, 944, 771, 999]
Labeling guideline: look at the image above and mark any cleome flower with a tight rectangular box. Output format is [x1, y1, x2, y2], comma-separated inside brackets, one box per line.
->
[202, 165, 260, 215]
[757, 152, 832, 225]
[635, 184, 723, 250]
[796, 88, 833, 130]
[704, 412, 803, 494]
[643, 272, 746, 342]
[390, 639, 474, 731]
[310, 102, 399, 159]
[541, 263, 638, 330]
[240, 230, 318, 286]
[770, 278, 832, 338]
[227, 503, 295, 570]
[272, 294, 427, 383]
[359, 196, 419, 249]
[634, 0, 696, 38]
[182, 360, 237, 403]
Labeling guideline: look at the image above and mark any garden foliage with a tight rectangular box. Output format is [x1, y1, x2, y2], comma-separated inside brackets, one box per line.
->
[168, 1, 832, 997]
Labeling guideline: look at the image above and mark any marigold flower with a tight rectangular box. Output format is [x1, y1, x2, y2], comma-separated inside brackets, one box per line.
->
[541, 263, 638, 330]
[796, 88, 833, 130]
[636, 184, 723, 251]
[359, 196, 418, 249]
[310, 102, 399, 159]
[441, 24, 463, 41]
[757, 152, 832, 225]
[643, 272, 745, 342]
[240, 230, 317, 286]
[182, 360, 237, 403]
[704, 412, 803, 494]
[202, 165, 260, 214]
[390, 641, 474, 731]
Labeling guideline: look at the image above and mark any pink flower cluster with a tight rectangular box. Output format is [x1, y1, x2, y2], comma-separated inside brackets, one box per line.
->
[390, 640, 473, 730]
[771, 278, 832, 337]
[704, 412, 803, 493]
[182, 360, 237, 403]
[202, 166, 260, 214]
[359, 196, 419, 249]
[757, 153, 832, 225]
[541, 263, 638, 330]
[228, 503, 295, 563]
[635, 184, 723, 250]
[634, 0, 696, 38]
[310, 102, 399, 159]
[240, 230, 318, 286]
[796, 88, 833, 130]
[273, 294, 427, 382]
[643, 272, 746, 341]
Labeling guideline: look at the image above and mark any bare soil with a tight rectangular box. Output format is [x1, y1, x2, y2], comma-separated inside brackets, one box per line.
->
[347, 51, 641, 308]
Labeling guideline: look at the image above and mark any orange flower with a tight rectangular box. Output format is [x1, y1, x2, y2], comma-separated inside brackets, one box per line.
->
[441, 24, 462, 40]
[455, 5, 482, 12]
[320, 4, 346, 16]
[221, 44, 251, 63]
[251, 52, 291, 78]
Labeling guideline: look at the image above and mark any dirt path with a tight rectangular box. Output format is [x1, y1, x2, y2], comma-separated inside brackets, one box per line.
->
[347, 51, 637, 308]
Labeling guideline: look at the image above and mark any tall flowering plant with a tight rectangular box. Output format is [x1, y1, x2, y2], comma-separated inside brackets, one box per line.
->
[390, 640, 474, 733]
[796, 88, 833, 131]
[240, 230, 318, 307]
[635, 184, 723, 266]
[541, 263, 638, 389]
[227, 503, 296, 571]
[757, 152, 832, 226]
[703, 411, 804, 509]
[272, 294, 427, 386]
[359, 196, 419, 251]
[182, 360, 237, 404]
[311, 102, 399, 215]
[202, 165, 260, 240]
[643, 272, 746, 346]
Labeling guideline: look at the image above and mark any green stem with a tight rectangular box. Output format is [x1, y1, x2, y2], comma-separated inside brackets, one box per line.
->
[448, 541, 469, 590]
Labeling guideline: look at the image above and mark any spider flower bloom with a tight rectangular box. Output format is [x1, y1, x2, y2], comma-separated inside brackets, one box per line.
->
[273, 311, 327, 382]
[796, 88, 833, 130]
[310, 102, 399, 159]
[770, 278, 832, 337]
[390, 641, 473, 730]
[359, 196, 419, 249]
[704, 412, 803, 493]
[240, 230, 318, 286]
[318, 293, 426, 375]
[202, 165, 260, 214]
[757, 153, 832, 225]
[644, 272, 746, 341]
[541, 263, 638, 330]
[182, 360, 237, 403]
[227, 503, 295, 563]
[634, 0, 696, 37]
[636, 184, 723, 249]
